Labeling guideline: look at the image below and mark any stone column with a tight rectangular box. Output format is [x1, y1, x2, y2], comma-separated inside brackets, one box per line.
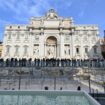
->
[70, 34, 73, 59]
[60, 34, 64, 58]
[39, 35, 44, 59]
[57, 43, 59, 58]
[71, 29, 74, 59]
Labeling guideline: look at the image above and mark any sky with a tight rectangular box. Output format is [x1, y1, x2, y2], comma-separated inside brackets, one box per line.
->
[0, 0, 105, 41]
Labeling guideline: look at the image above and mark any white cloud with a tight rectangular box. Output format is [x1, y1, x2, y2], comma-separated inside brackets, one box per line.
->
[0, 19, 10, 24]
[0, 0, 52, 18]
[0, 19, 10, 40]
[0, 0, 17, 11]
[79, 10, 85, 17]
[0, 0, 74, 20]
[66, 1, 72, 7]
[95, 0, 100, 3]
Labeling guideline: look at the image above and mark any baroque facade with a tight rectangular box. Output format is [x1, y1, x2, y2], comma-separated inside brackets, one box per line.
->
[2, 9, 102, 60]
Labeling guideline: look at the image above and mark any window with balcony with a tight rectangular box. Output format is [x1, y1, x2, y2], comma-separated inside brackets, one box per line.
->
[16, 31, 20, 41]
[6, 45, 11, 55]
[15, 45, 19, 56]
[23, 45, 28, 56]
[8, 34, 11, 40]
[93, 46, 97, 54]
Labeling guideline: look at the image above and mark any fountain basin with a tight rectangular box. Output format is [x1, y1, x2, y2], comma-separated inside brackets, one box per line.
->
[0, 90, 100, 105]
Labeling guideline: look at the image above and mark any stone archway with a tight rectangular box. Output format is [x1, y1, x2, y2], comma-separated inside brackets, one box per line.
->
[46, 36, 57, 58]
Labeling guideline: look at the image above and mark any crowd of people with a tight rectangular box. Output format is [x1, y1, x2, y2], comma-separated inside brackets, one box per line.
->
[0, 58, 105, 67]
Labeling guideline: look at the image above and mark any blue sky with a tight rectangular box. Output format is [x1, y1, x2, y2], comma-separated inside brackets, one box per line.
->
[0, 0, 105, 41]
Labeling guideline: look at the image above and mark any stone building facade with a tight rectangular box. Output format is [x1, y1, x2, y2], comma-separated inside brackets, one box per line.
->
[2, 9, 102, 60]
[0, 42, 3, 58]
[100, 38, 105, 52]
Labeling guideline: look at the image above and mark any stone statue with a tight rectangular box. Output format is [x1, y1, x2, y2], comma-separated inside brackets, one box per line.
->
[46, 9, 58, 19]
[34, 48, 39, 55]
[47, 47, 54, 58]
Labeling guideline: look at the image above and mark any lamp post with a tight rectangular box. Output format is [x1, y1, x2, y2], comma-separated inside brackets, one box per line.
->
[88, 75, 91, 93]
[18, 68, 22, 90]
[18, 75, 21, 90]
[54, 76, 56, 90]
[51, 70, 60, 90]
[102, 82, 105, 93]
[88, 59, 91, 93]
[0, 77, 1, 87]
[53, 71, 58, 90]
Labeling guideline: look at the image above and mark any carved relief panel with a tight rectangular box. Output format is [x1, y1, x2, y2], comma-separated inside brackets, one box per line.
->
[64, 35, 70, 43]
[74, 36, 80, 44]
[33, 44, 39, 56]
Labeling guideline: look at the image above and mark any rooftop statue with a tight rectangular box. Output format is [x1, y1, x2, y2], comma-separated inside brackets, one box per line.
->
[46, 9, 58, 19]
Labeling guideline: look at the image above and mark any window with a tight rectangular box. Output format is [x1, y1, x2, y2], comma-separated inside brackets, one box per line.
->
[64, 50, 66, 55]
[15, 46, 19, 56]
[75, 37, 80, 44]
[7, 32, 12, 40]
[65, 35, 70, 41]
[75, 30, 80, 34]
[92, 30, 96, 35]
[24, 45, 28, 55]
[8, 34, 11, 40]
[21, 34, 24, 36]
[6, 45, 11, 55]
[92, 36, 96, 44]
[36, 37, 39, 40]
[76, 47, 79, 54]
[85, 47, 88, 53]
[25, 34, 28, 40]
[33, 49, 39, 55]
[93, 46, 97, 54]
[64, 44, 70, 55]
[35, 35, 39, 41]
[33, 44, 39, 55]
[16, 32, 20, 40]
[83, 36, 88, 43]
[84, 30, 88, 34]
[69, 49, 70, 55]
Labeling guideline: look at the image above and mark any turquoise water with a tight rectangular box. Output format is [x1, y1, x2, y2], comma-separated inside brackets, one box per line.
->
[0, 91, 96, 105]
